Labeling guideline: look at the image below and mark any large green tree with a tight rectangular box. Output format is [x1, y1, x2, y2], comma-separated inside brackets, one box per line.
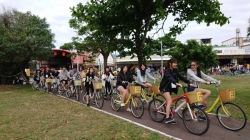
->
[166, 39, 217, 73]
[0, 7, 55, 84]
[71, 0, 230, 66]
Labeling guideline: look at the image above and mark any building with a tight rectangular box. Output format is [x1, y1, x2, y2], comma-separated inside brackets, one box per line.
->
[194, 38, 212, 45]
[221, 37, 250, 48]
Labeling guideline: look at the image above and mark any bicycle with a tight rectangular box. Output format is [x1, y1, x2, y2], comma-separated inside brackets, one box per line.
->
[175, 81, 247, 131]
[65, 77, 82, 101]
[103, 78, 117, 99]
[139, 81, 165, 105]
[82, 80, 104, 109]
[110, 81, 144, 118]
[148, 86, 210, 135]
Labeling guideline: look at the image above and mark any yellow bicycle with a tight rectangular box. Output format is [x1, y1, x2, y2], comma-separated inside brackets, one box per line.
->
[140, 81, 165, 105]
[175, 81, 246, 131]
[110, 82, 144, 118]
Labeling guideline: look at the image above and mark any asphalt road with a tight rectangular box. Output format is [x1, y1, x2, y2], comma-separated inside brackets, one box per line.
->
[54, 91, 249, 140]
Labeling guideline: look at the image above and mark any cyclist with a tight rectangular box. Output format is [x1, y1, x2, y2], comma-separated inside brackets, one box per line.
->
[80, 67, 87, 88]
[85, 67, 99, 106]
[102, 66, 115, 99]
[159, 58, 191, 124]
[59, 66, 69, 90]
[187, 60, 219, 109]
[33, 70, 41, 85]
[67, 66, 81, 91]
[136, 63, 157, 96]
[128, 64, 137, 80]
[43, 67, 52, 90]
[116, 65, 134, 112]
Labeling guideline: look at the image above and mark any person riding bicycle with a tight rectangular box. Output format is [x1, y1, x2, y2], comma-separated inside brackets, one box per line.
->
[159, 58, 191, 124]
[33, 70, 41, 85]
[67, 66, 81, 88]
[102, 66, 115, 99]
[85, 67, 99, 106]
[187, 60, 219, 110]
[136, 63, 157, 96]
[116, 65, 135, 112]
[59, 66, 69, 90]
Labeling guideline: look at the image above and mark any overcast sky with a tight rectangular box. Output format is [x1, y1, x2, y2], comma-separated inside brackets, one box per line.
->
[1, 0, 250, 47]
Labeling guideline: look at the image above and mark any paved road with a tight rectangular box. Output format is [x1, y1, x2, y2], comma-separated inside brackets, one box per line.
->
[55, 92, 249, 140]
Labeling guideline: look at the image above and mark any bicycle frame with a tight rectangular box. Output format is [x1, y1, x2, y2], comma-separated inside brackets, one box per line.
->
[156, 94, 197, 120]
[114, 93, 138, 107]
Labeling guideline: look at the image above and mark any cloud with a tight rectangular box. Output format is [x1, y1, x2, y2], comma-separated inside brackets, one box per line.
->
[1, 0, 249, 47]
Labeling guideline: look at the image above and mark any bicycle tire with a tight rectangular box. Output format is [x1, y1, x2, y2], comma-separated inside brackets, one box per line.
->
[216, 102, 246, 131]
[76, 87, 79, 101]
[31, 82, 37, 90]
[182, 106, 210, 135]
[95, 90, 104, 109]
[148, 98, 166, 122]
[82, 90, 87, 104]
[58, 84, 63, 95]
[130, 96, 144, 118]
[110, 92, 121, 111]
[65, 89, 71, 98]
[174, 97, 187, 119]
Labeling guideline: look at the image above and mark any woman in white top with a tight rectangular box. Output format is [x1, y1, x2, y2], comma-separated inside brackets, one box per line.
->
[136, 63, 157, 95]
[187, 60, 218, 109]
[102, 66, 114, 99]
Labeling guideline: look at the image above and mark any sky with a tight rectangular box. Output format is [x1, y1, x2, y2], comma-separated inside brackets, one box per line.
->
[1, 0, 250, 48]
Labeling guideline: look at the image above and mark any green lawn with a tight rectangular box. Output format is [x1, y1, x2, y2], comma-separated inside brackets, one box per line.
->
[0, 85, 171, 140]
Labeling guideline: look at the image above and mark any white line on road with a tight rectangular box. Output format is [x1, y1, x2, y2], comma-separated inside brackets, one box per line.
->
[56, 94, 182, 140]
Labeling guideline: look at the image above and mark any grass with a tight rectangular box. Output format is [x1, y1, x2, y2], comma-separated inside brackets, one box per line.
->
[0, 85, 171, 140]
[172, 75, 250, 121]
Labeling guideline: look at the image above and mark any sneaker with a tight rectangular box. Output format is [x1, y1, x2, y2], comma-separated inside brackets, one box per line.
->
[165, 117, 175, 124]
[126, 108, 131, 112]
[171, 121, 177, 125]
[121, 103, 125, 107]
[198, 116, 207, 121]
[198, 105, 207, 110]
[86, 103, 90, 107]
[92, 101, 96, 105]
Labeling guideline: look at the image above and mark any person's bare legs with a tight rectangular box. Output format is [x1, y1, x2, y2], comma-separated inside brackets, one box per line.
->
[117, 86, 126, 105]
[143, 83, 152, 95]
[194, 88, 211, 106]
[163, 92, 172, 119]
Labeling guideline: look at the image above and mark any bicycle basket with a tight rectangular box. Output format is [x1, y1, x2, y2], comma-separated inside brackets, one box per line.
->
[50, 79, 56, 83]
[46, 79, 52, 83]
[93, 82, 102, 90]
[111, 80, 117, 87]
[129, 86, 141, 95]
[74, 80, 82, 86]
[219, 89, 235, 102]
[186, 91, 203, 104]
[152, 86, 160, 94]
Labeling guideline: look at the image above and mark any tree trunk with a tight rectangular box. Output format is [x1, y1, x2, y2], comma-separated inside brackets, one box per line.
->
[102, 52, 109, 70]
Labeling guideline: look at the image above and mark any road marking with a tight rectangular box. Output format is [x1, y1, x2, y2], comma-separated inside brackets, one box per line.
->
[56, 94, 182, 140]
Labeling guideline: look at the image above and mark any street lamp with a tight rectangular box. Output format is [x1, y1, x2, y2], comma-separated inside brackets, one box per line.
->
[161, 41, 163, 78]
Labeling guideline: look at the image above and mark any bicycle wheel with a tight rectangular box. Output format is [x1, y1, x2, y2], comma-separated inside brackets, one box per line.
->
[110, 92, 121, 111]
[148, 98, 166, 122]
[65, 89, 71, 98]
[31, 82, 37, 90]
[75, 87, 79, 101]
[95, 90, 104, 109]
[52, 84, 58, 94]
[175, 97, 186, 119]
[130, 96, 144, 118]
[82, 90, 87, 104]
[216, 102, 246, 131]
[58, 84, 63, 95]
[182, 106, 210, 135]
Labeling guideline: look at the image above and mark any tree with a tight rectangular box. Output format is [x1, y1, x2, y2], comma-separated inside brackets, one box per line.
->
[70, 0, 229, 67]
[166, 40, 218, 73]
[0, 7, 55, 84]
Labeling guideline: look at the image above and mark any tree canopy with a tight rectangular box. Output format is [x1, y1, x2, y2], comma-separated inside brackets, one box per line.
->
[69, 0, 230, 67]
[0, 7, 55, 84]
[166, 40, 218, 73]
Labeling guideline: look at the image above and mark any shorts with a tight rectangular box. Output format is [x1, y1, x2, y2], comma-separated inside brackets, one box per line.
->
[187, 86, 196, 92]
[160, 87, 172, 95]
[116, 85, 127, 89]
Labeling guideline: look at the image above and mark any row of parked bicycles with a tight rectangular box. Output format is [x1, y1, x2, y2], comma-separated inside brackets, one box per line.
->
[31, 77, 247, 135]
